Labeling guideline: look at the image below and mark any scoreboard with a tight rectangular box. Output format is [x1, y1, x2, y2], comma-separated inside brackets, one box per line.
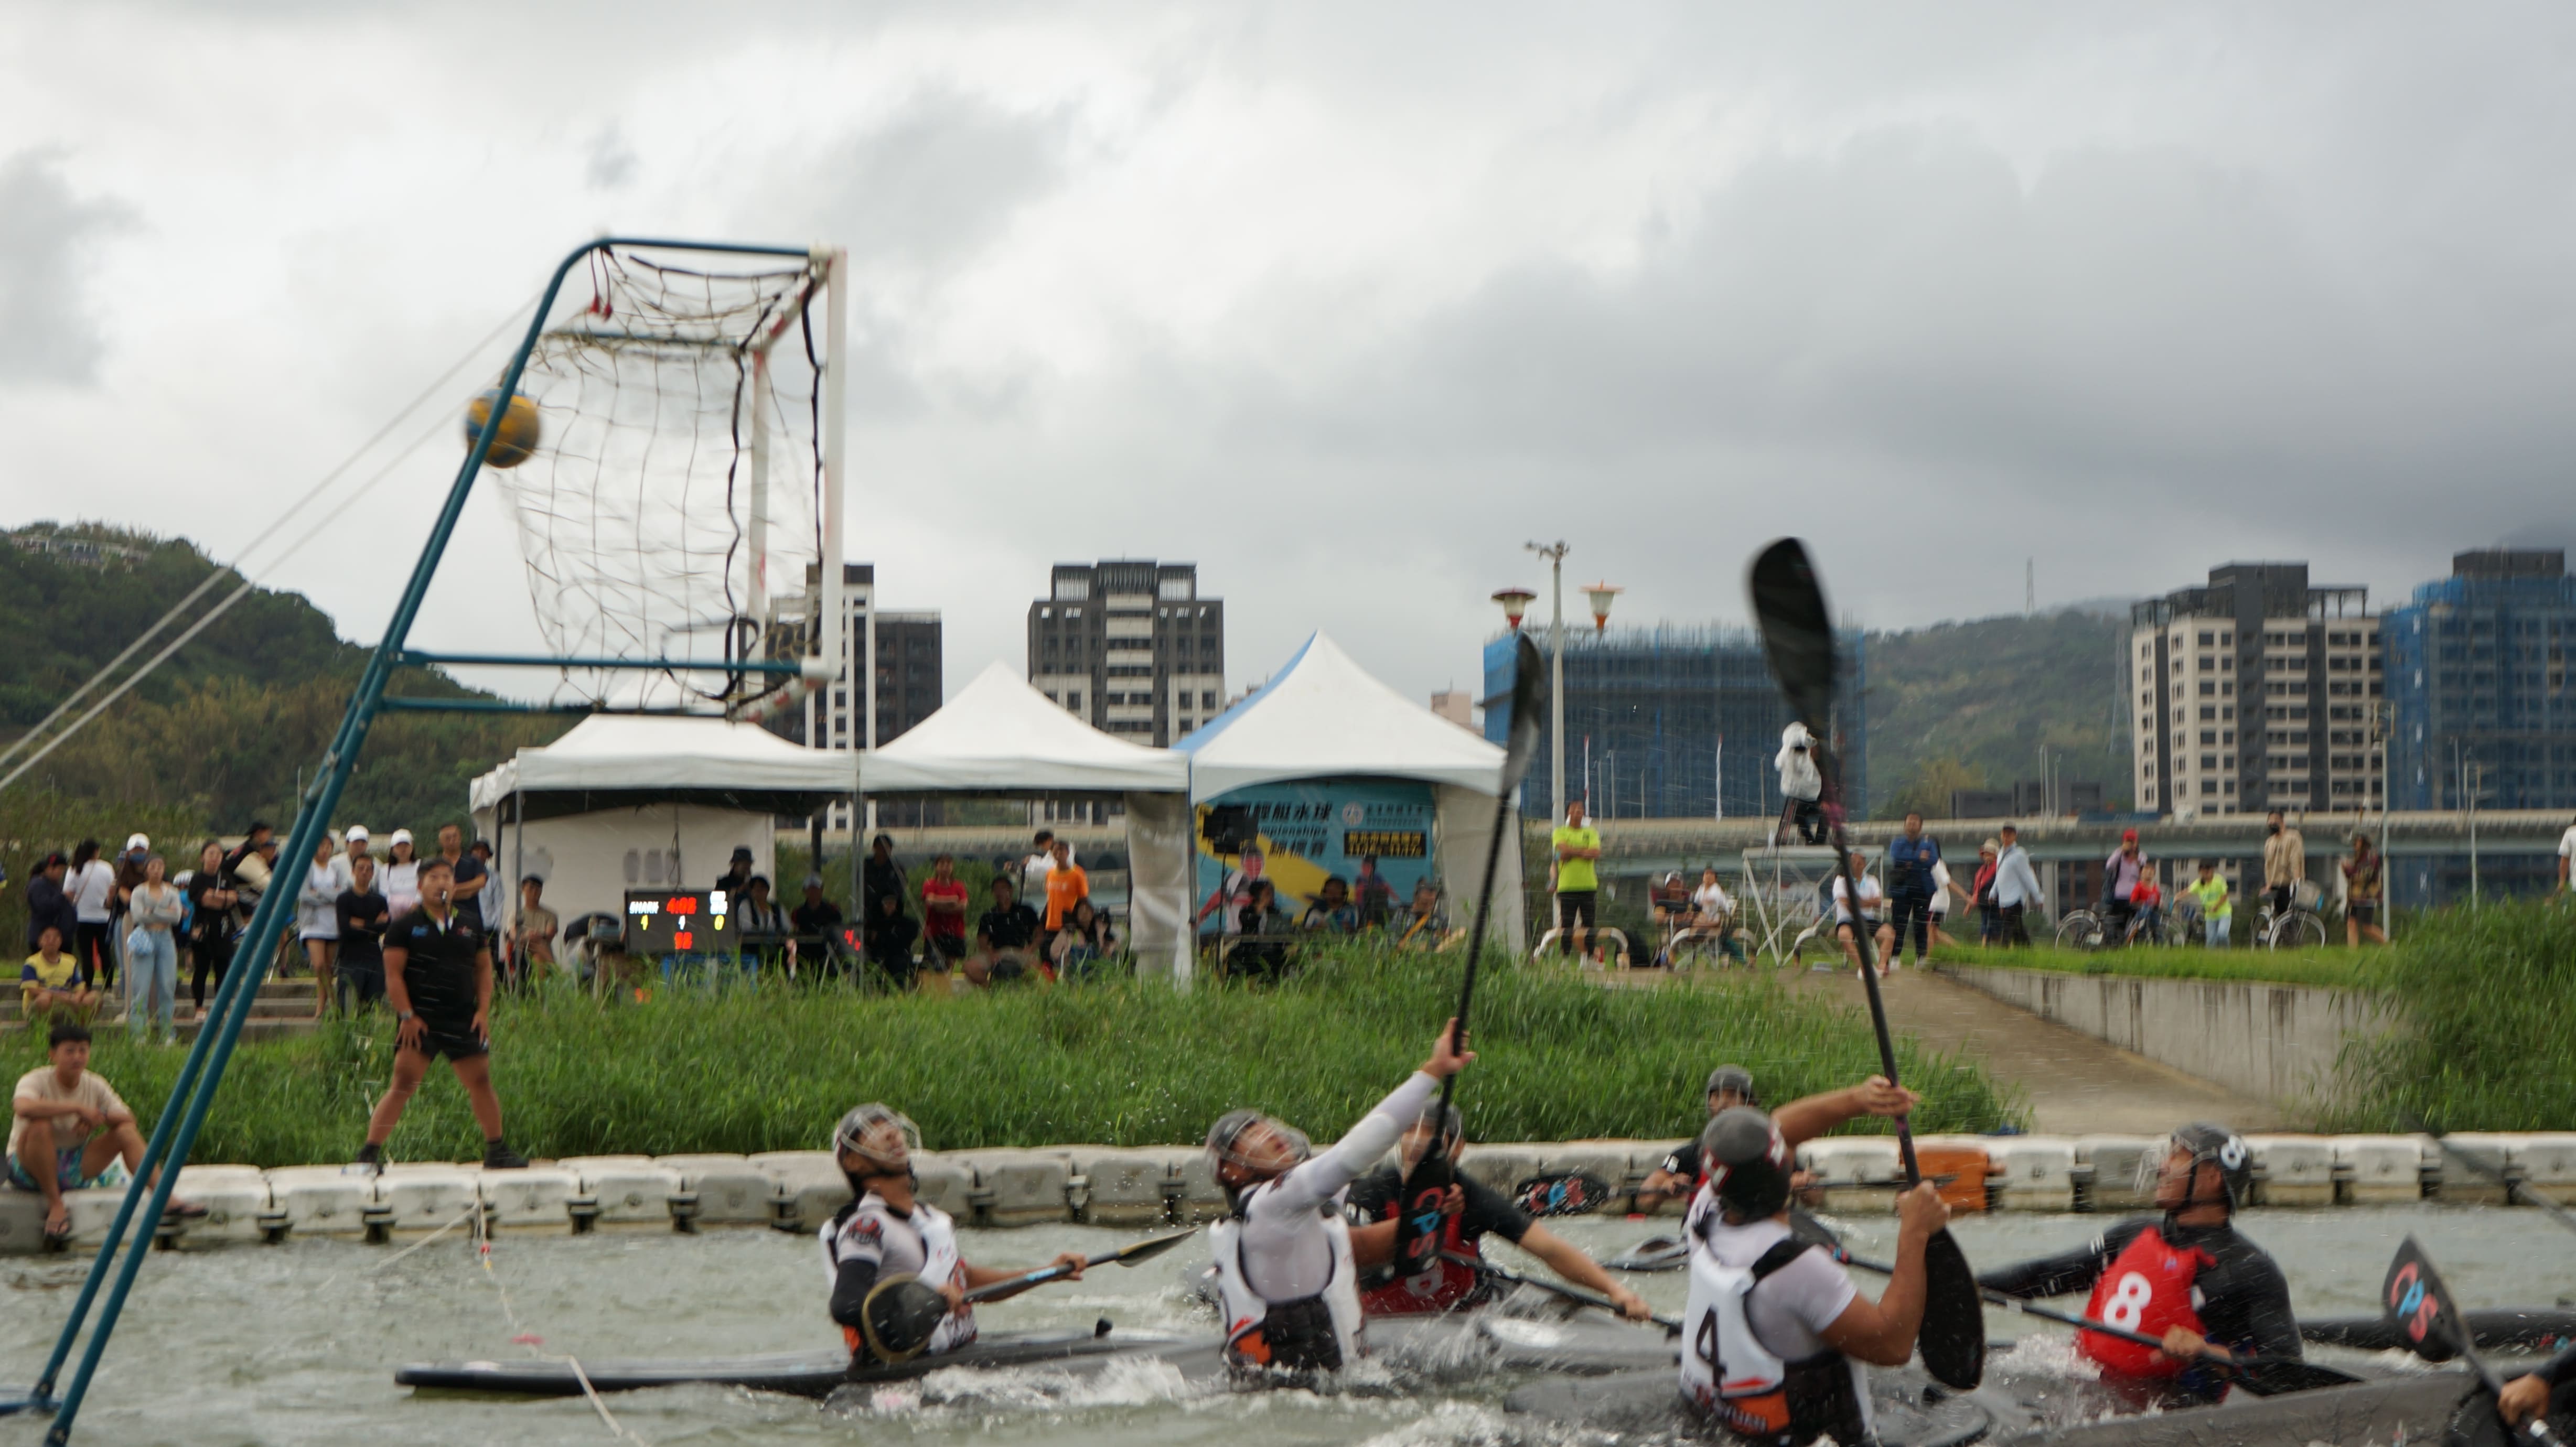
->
[625, 890, 733, 953]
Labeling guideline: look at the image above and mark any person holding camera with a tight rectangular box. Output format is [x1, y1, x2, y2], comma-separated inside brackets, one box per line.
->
[1775, 722, 1826, 845]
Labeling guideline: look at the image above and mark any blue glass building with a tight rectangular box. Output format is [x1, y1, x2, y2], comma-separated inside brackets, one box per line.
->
[1480, 624, 1867, 820]
[2386, 548, 2576, 813]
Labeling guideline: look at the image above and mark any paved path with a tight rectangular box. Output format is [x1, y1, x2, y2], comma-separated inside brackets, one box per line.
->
[1779, 965, 2290, 1136]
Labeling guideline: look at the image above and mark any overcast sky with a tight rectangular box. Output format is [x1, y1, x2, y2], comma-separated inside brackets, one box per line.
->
[4, 3, 2574, 711]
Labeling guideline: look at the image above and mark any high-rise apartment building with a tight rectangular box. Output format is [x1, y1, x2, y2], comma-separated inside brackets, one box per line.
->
[2129, 563, 2380, 818]
[1027, 561, 1224, 746]
[2386, 548, 2576, 813]
[768, 563, 943, 829]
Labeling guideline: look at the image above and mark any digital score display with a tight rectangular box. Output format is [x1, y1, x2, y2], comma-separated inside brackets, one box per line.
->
[625, 890, 732, 953]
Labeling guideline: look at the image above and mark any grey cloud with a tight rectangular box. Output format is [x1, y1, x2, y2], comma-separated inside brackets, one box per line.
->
[0, 151, 131, 386]
[812, 88, 1068, 267]
[585, 126, 638, 190]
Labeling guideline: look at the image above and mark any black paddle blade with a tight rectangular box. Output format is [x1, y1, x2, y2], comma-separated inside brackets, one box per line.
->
[2229, 1357, 2368, 1397]
[1917, 1229, 1988, 1390]
[1388, 1153, 1455, 1282]
[2385, 1235, 2470, 1365]
[1500, 632, 1548, 792]
[1748, 538, 1838, 735]
[859, 1276, 950, 1363]
[1109, 1227, 1200, 1268]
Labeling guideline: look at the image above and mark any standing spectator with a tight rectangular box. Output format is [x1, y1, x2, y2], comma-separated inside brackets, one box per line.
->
[2342, 835, 2387, 946]
[382, 829, 422, 917]
[1195, 847, 1263, 941]
[917, 855, 969, 971]
[1351, 857, 1399, 930]
[1992, 824, 2045, 947]
[123, 855, 183, 1045]
[336, 854, 391, 1010]
[862, 892, 921, 986]
[1019, 829, 1062, 903]
[1774, 722, 1826, 845]
[862, 835, 903, 923]
[184, 841, 237, 1024]
[25, 852, 77, 958]
[1230, 880, 1296, 980]
[2560, 812, 2576, 894]
[1831, 849, 1894, 977]
[2261, 809, 2305, 919]
[2186, 861, 2232, 948]
[297, 833, 341, 1014]
[468, 840, 502, 935]
[13, 1022, 206, 1243]
[22, 926, 97, 1021]
[428, 825, 482, 928]
[1969, 840, 2001, 945]
[67, 840, 116, 992]
[2101, 829, 2147, 945]
[790, 874, 847, 973]
[1927, 855, 1968, 950]
[110, 834, 151, 990]
[512, 877, 559, 979]
[337, 826, 370, 890]
[1550, 800, 1602, 958]
[1884, 812, 1941, 967]
[738, 876, 789, 969]
[1042, 837, 1088, 932]
[714, 845, 756, 903]
[968, 877, 1042, 987]
[1300, 876, 1359, 933]
[225, 827, 277, 937]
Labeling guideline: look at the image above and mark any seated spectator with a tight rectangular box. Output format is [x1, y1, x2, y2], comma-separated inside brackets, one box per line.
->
[1649, 870, 1692, 929]
[1395, 880, 1450, 948]
[22, 926, 98, 1021]
[1299, 875, 1360, 933]
[1351, 856, 1399, 929]
[918, 855, 970, 969]
[967, 877, 1043, 987]
[512, 876, 559, 982]
[862, 892, 922, 987]
[1042, 837, 1089, 933]
[1050, 898, 1118, 980]
[12, 1021, 205, 1243]
[789, 874, 846, 973]
[1228, 879, 1297, 981]
[738, 875, 790, 968]
[335, 855, 391, 1011]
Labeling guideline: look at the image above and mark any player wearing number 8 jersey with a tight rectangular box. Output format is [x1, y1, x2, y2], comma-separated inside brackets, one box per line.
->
[1977, 1124, 2302, 1405]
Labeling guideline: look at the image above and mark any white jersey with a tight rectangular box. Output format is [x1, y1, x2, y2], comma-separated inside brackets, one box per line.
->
[1693, 882, 1733, 918]
[1210, 1203, 1364, 1371]
[1775, 726, 1823, 803]
[1679, 1194, 1867, 1441]
[819, 1191, 974, 1356]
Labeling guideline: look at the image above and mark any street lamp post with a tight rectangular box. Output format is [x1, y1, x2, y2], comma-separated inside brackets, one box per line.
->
[1505, 544, 1617, 821]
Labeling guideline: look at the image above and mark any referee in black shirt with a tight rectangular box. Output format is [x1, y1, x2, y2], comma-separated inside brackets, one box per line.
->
[349, 857, 528, 1172]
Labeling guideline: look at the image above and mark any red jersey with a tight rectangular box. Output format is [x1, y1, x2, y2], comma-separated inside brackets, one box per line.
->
[919, 878, 969, 940]
[2079, 1225, 2213, 1378]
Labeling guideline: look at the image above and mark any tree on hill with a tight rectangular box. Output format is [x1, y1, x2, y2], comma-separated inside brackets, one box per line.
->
[1864, 610, 2133, 819]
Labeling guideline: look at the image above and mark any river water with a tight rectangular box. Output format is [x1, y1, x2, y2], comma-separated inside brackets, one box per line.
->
[0, 1206, 2563, 1446]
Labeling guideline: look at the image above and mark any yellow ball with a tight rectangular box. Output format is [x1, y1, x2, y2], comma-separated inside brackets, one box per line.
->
[463, 388, 542, 469]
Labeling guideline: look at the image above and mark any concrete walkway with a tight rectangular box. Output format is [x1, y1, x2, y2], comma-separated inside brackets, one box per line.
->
[1779, 965, 2290, 1136]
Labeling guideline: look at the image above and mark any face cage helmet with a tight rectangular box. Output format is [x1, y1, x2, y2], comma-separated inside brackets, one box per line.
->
[1701, 1106, 1794, 1224]
[1206, 1109, 1314, 1195]
[2139, 1121, 2251, 1211]
[1705, 1064, 1758, 1107]
[833, 1104, 921, 1178]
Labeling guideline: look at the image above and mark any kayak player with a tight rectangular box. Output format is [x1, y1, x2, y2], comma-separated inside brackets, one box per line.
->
[1343, 1102, 1653, 1321]
[1976, 1123, 2300, 1405]
[1204, 1020, 1471, 1374]
[822, 1104, 1086, 1364]
[1636, 1066, 1922, 1206]
[1679, 1107, 1950, 1444]
[2500, 1343, 2576, 1435]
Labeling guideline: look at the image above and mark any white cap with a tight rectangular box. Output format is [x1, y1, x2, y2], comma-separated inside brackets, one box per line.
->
[345, 825, 370, 843]
[124, 833, 149, 852]
[389, 828, 413, 846]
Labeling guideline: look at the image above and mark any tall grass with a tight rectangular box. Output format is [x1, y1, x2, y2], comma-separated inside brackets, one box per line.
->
[1937, 943, 2379, 991]
[9, 945, 2022, 1165]
[2325, 902, 2576, 1132]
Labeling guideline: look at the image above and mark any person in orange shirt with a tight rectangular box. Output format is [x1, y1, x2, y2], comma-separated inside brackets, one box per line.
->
[1042, 837, 1089, 931]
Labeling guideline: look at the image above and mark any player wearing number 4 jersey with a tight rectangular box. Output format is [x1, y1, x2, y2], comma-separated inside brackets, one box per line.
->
[1978, 1124, 2302, 1406]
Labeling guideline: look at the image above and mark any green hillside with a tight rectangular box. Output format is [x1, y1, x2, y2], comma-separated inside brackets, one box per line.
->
[1865, 609, 2134, 819]
[1, 522, 566, 841]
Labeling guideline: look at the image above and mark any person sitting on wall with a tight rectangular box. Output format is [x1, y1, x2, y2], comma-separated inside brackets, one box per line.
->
[967, 877, 1043, 987]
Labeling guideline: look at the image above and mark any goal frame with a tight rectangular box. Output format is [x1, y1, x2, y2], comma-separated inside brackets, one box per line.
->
[26, 236, 846, 1444]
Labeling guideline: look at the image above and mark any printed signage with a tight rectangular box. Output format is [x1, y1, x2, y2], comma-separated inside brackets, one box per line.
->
[1196, 780, 1437, 925]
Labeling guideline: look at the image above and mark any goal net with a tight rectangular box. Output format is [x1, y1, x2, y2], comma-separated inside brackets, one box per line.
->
[482, 244, 841, 714]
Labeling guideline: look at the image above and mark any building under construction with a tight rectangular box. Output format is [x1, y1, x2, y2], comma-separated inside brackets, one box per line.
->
[1481, 624, 1867, 821]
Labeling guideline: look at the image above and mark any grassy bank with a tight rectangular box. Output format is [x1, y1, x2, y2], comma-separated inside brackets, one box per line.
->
[9, 947, 2023, 1167]
[2324, 903, 2576, 1132]
[1935, 943, 2379, 991]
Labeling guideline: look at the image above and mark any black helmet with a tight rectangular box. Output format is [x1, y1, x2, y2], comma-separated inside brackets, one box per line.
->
[2165, 1122, 2252, 1211]
[1705, 1064, 1758, 1106]
[1411, 1100, 1464, 1156]
[1700, 1107, 1794, 1223]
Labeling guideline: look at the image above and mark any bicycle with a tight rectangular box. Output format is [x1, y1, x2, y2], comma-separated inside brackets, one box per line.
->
[2054, 902, 2177, 952]
[2255, 883, 2328, 950]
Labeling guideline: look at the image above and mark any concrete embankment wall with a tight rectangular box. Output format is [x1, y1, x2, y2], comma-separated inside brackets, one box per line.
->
[1941, 964, 2397, 1113]
[20, 1129, 2576, 1255]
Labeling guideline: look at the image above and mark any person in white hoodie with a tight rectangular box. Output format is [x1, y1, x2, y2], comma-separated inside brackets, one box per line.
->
[1204, 1021, 1472, 1375]
[1774, 723, 1826, 845]
[1992, 823, 2046, 947]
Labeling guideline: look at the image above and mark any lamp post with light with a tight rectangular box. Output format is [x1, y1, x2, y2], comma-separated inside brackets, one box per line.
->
[1497, 544, 1616, 820]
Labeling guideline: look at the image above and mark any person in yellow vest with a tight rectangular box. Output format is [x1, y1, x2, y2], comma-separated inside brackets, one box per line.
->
[1551, 800, 1602, 959]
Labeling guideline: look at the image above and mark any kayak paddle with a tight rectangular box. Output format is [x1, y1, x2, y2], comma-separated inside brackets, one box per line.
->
[2386, 1234, 2555, 1442]
[1390, 632, 1547, 1286]
[860, 1227, 1199, 1362]
[1748, 537, 1984, 1391]
[1441, 1250, 1682, 1332]
[2417, 1121, 2576, 1240]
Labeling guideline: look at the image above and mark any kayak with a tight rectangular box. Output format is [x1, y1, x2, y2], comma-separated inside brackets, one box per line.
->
[2301, 1308, 2576, 1356]
[1505, 1365, 2026, 1446]
[395, 1325, 1209, 1398]
[2017, 1372, 2482, 1447]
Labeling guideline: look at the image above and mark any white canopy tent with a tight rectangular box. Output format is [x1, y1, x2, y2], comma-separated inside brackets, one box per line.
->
[468, 714, 861, 954]
[860, 662, 1196, 980]
[1180, 632, 1524, 947]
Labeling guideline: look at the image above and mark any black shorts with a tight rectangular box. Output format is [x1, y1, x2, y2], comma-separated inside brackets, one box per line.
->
[404, 1012, 488, 1062]
[924, 931, 967, 962]
[2349, 902, 2377, 925]
[1556, 891, 1597, 931]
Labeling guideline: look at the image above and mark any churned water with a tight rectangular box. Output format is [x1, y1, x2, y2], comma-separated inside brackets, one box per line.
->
[0, 1206, 2562, 1446]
